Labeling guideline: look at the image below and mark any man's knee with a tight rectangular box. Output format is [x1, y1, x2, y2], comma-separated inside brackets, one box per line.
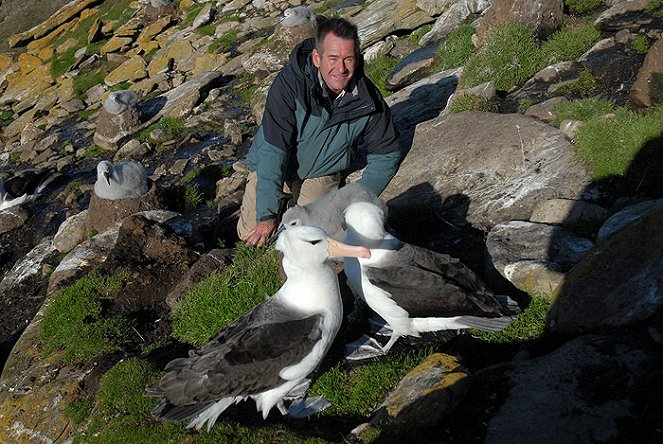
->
[297, 174, 340, 206]
[237, 172, 258, 240]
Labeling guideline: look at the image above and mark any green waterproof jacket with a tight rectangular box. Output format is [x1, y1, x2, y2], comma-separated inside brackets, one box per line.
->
[246, 38, 402, 222]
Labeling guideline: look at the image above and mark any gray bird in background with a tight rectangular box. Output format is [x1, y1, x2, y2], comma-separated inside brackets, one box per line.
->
[103, 90, 138, 115]
[150, 0, 173, 7]
[280, 6, 316, 27]
[94, 160, 149, 200]
[279, 182, 387, 240]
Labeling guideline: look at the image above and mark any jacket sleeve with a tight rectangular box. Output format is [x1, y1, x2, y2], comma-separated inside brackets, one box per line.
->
[252, 70, 299, 222]
[358, 98, 402, 196]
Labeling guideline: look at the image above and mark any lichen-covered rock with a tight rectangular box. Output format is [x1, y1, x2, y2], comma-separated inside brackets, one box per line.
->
[630, 36, 663, 110]
[371, 353, 472, 427]
[53, 210, 88, 254]
[93, 107, 144, 150]
[0, 206, 30, 235]
[104, 55, 147, 86]
[354, 0, 434, 48]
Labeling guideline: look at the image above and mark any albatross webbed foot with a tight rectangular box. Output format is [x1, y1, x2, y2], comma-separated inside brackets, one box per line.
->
[344, 334, 386, 361]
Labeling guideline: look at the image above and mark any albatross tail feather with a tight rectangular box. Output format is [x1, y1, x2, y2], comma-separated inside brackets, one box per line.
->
[412, 314, 516, 333]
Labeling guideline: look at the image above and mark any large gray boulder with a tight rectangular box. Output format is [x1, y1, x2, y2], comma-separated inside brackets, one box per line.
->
[485, 327, 662, 443]
[381, 112, 591, 231]
[547, 200, 663, 334]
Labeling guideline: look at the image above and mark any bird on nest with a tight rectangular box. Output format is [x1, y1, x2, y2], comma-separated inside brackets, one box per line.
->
[341, 201, 519, 360]
[145, 225, 370, 430]
[94, 160, 149, 200]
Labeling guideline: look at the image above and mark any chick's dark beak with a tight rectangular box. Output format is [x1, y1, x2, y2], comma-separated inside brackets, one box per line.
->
[104, 171, 111, 185]
[265, 224, 285, 247]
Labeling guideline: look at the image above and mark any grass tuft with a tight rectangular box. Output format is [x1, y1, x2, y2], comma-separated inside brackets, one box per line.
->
[565, 0, 604, 15]
[41, 269, 133, 364]
[171, 243, 281, 346]
[551, 96, 615, 127]
[447, 93, 499, 113]
[573, 104, 663, 190]
[433, 24, 476, 72]
[311, 349, 431, 416]
[364, 55, 400, 97]
[541, 21, 600, 64]
[460, 23, 543, 91]
[469, 294, 550, 344]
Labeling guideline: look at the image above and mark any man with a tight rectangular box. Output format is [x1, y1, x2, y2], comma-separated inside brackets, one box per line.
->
[238, 17, 402, 246]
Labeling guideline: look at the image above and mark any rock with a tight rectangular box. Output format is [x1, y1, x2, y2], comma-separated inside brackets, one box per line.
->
[113, 139, 151, 161]
[136, 15, 174, 44]
[104, 55, 147, 86]
[630, 36, 663, 110]
[8, 0, 102, 47]
[193, 3, 216, 29]
[447, 80, 497, 109]
[93, 107, 144, 150]
[524, 96, 567, 123]
[0, 206, 30, 235]
[385, 68, 461, 145]
[530, 198, 609, 231]
[141, 71, 224, 119]
[0, 240, 57, 296]
[475, 0, 564, 47]
[354, 0, 434, 48]
[381, 112, 592, 231]
[370, 353, 472, 427]
[19, 122, 45, 145]
[386, 45, 437, 91]
[165, 248, 233, 307]
[486, 221, 594, 297]
[578, 37, 645, 105]
[0, 64, 53, 109]
[419, 0, 472, 46]
[547, 200, 663, 334]
[85, 181, 165, 235]
[221, 0, 251, 14]
[485, 328, 663, 443]
[594, 0, 656, 32]
[53, 210, 88, 254]
[559, 119, 584, 141]
[17, 52, 42, 75]
[223, 120, 243, 146]
[597, 198, 663, 241]
[100, 36, 135, 53]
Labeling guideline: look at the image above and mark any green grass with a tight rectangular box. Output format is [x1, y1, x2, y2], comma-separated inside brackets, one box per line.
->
[631, 34, 650, 54]
[310, 349, 431, 416]
[138, 116, 188, 143]
[409, 24, 432, 44]
[184, 183, 204, 209]
[551, 96, 615, 127]
[183, 167, 201, 184]
[460, 23, 544, 91]
[447, 93, 499, 113]
[73, 71, 105, 100]
[209, 29, 241, 54]
[41, 270, 134, 364]
[541, 21, 600, 64]
[82, 145, 105, 158]
[171, 243, 281, 346]
[433, 24, 476, 72]
[65, 398, 94, 425]
[364, 55, 400, 97]
[468, 294, 550, 344]
[573, 104, 663, 189]
[565, 0, 604, 15]
[0, 109, 13, 127]
[50, 47, 78, 78]
[555, 67, 601, 96]
[65, 179, 83, 193]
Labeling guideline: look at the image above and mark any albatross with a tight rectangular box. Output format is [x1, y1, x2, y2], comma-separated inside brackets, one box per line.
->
[279, 182, 387, 240]
[94, 160, 149, 200]
[146, 225, 370, 430]
[342, 202, 518, 360]
[0, 169, 55, 211]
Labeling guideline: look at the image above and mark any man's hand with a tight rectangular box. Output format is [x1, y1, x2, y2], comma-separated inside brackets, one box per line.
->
[243, 220, 277, 247]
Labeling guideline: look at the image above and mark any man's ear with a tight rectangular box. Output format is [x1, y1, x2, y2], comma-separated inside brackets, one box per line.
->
[312, 48, 321, 68]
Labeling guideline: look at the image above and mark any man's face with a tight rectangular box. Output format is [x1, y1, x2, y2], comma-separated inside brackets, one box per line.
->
[312, 33, 357, 96]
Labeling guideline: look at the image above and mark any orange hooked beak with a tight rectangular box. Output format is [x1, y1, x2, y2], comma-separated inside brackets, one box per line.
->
[327, 237, 371, 259]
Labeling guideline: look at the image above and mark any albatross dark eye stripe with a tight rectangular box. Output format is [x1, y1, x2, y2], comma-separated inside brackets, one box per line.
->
[308, 239, 322, 245]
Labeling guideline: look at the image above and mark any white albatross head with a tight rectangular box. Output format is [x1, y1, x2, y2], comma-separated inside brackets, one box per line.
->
[97, 160, 114, 185]
[343, 201, 387, 239]
[275, 225, 370, 269]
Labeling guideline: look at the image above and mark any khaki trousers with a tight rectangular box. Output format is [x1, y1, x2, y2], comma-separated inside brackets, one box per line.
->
[236, 171, 340, 240]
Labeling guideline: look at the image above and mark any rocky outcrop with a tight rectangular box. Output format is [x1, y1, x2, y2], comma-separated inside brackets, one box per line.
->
[381, 112, 592, 231]
[475, 0, 564, 46]
[547, 200, 663, 334]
